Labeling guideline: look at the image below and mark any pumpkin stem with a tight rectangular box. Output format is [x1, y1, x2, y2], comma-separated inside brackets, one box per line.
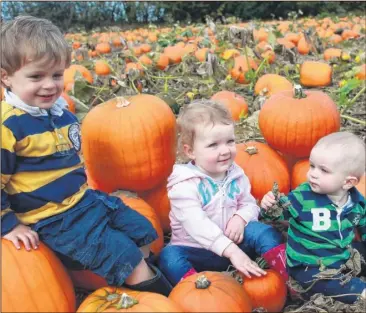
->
[245, 146, 258, 155]
[115, 97, 131, 108]
[293, 84, 307, 99]
[195, 274, 211, 289]
[116, 293, 139, 309]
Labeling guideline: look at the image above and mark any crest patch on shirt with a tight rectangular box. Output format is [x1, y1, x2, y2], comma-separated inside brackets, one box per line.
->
[68, 123, 81, 151]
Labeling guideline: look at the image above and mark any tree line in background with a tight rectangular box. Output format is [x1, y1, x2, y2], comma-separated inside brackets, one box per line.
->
[1, 1, 364, 31]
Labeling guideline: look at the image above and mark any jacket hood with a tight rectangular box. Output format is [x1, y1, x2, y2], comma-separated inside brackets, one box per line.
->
[167, 162, 244, 188]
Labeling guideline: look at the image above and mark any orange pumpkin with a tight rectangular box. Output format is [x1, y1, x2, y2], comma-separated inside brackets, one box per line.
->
[291, 159, 309, 189]
[230, 56, 258, 84]
[61, 91, 75, 113]
[2, 240, 75, 312]
[77, 287, 183, 312]
[238, 269, 287, 312]
[254, 74, 292, 97]
[69, 270, 108, 291]
[235, 142, 290, 201]
[81, 95, 176, 193]
[64, 64, 93, 91]
[169, 272, 252, 312]
[95, 60, 111, 76]
[297, 36, 312, 55]
[323, 48, 342, 61]
[96, 42, 112, 54]
[355, 64, 366, 80]
[156, 54, 170, 70]
[211, 90, 248, 121]
[300, 61, 332, 87]
[259, 86, 340, 158]
[138, 180, 171, 233]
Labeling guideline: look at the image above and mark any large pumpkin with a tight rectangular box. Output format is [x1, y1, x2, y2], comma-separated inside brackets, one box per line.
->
[259, 86, 340, 158]
[235, 142, 290, 201]
[2, 240, 75, 312]
[82, 95, 176, 193]
[138, 180, 171, 233]
[236, 269, 287, 312]
[211, 90, 248, 121]
[77, 287, 183, 312]
[169, 272, 252, 312]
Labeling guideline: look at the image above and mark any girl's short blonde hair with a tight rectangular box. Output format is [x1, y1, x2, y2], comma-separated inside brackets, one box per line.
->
[177, 99, 233, 155]
[1, 15, 71, 75]
[314, 131, 366, 178]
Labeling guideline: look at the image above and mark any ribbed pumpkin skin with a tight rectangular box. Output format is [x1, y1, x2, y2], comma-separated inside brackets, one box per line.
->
[169, 272, 252, 313]
[2, 240, 75, 312]
[235, 142, 290, 201]
[138, 180, 172, 233]
[81, 95, 176, 193]
[239, 269, 287, 312]
[211, 90, 248, 121]
[77, 287, 183, 312]
[291, 159, 309, 189]
[259, 90, 340, 158]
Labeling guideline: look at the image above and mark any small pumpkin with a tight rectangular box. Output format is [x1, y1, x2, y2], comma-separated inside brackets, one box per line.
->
[236, 269, 287, 312]
[254, 74, 292, 97]
[300, 61, 332, 87]
[169, 272, 252, 312]
[291, 159, 309, 189]
[77, 287, 183, 312]
[235, 142, 290, 201]
[64, 64, 93, 91]
[211, 90, 248, 121]
[95, 60, 111, 76]
[259, 85, 340, 158]
[96, 42, 111, 54]
[2, 240, 75, 312]
[230, 56, 258, 84]
[61, 92, 75, 113]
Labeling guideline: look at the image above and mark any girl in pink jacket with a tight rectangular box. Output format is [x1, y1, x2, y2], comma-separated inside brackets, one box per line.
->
[158, 99, 288, 286]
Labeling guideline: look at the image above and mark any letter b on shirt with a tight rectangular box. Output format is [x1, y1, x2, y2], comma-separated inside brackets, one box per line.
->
[311, 208, 331, 231]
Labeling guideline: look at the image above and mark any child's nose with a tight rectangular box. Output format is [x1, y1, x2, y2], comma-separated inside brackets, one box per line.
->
[43, 78, 57, 89]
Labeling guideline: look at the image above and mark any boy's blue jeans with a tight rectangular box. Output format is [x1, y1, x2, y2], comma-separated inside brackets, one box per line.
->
[158, 221, 282, 285]
[289, 242, 366, 304]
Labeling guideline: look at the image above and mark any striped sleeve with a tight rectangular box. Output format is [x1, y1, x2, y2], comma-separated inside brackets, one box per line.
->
[358, 209, 366, 241]
[1, 122, 20, 235]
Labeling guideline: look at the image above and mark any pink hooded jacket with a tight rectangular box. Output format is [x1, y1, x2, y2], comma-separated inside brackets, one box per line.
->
[167, 162, 260, 257]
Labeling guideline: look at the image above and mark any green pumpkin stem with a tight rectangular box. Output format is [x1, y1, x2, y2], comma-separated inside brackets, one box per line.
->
[293, 84, 307, 99]
[245, 146, 258, 155]
[116, 293, 139, 309]
[195, 275, 211, 289]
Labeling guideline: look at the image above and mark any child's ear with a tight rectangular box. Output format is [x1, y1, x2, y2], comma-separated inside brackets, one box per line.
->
[183, 144, 195, 160]
[1, 68, 11, 88]
[343, 176, 359, 190]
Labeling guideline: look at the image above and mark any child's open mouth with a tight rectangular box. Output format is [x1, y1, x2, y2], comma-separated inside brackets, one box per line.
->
[38, 94, 55, 100]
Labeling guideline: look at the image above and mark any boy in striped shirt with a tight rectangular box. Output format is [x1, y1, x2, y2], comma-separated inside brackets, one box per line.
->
[261, 132, 365, 303]
[1, 16, 171, 296]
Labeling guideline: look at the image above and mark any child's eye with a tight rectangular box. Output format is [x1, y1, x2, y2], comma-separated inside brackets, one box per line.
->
[29, 75, 41, 79]
[309, 164, 315, 168]
[227, 139, 235, 144]
[208, 143, 217, 148]
[54, 73, 64, 79]
[321, 168, 329, 173]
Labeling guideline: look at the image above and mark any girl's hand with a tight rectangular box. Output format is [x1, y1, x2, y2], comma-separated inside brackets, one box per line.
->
[224, 243, 266, 278]
[3, 224, 39, 251]
[225, 215, 246, 244]
[260, 191, 277, 210]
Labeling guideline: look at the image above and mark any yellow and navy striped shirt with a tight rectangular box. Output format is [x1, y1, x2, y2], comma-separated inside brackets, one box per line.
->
[1, 101, 88, 236]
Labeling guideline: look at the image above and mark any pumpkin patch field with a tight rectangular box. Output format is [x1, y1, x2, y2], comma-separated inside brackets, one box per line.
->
[2, 13, 366, 313]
